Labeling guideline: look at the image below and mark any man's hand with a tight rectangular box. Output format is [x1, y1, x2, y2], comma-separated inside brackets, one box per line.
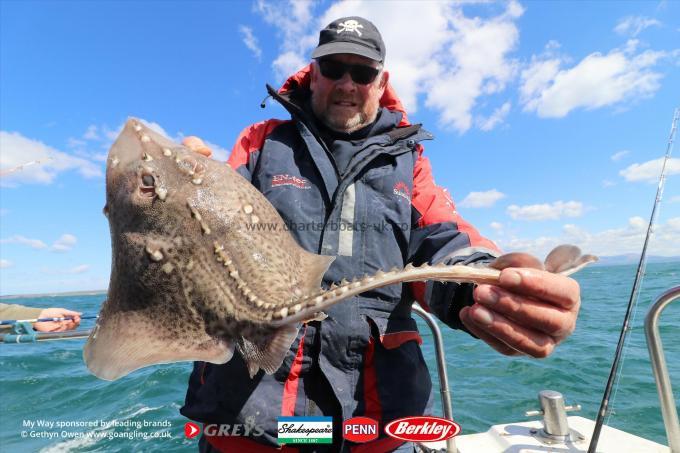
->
[34, 308, 82, 332]
[459, 253, 580, 358]
[183, 136, 213, 158]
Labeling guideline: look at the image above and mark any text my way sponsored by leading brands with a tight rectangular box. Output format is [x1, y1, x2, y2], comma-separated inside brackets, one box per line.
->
[277, 416, 333, 444]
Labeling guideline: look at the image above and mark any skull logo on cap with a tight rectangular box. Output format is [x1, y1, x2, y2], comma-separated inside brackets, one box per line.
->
[337, 19, 363, 36]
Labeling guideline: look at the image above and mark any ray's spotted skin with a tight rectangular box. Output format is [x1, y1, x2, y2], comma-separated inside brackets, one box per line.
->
[84, 119, 597, 381]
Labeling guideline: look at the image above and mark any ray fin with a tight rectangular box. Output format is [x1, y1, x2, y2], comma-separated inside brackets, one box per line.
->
[544, 245, 583, 273]
[237, 324, 301, 378]
[297, 251, 335, 296]
[83, 310, 233, 381]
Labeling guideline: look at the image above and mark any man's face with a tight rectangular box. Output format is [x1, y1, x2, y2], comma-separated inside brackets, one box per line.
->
[310, 53, 389, 133]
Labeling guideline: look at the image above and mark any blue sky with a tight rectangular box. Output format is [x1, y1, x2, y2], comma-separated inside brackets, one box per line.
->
[1, 0, 679, 295]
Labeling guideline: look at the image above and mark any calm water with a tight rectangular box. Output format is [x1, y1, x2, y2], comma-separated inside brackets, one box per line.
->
[0, 262, 678, 452]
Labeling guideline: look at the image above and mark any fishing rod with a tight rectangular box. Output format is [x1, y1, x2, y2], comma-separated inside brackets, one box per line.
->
[0, 314, 98, 343]
[1, 329, 93, 343]
[0, 314, 99, 326]
[588, 107, 679, 453]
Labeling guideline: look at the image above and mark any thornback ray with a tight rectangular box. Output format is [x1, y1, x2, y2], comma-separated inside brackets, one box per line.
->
[84, 118, 597, 381]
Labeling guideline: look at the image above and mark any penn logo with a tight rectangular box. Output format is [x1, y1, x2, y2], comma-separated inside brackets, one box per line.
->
[342, 416, 378, 443]
[384, 416, 460, 442]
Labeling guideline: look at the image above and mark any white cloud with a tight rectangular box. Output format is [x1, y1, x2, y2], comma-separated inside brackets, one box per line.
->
[0, 132, 102, 186]
[614, 16, 661, 37]
[478, 102, 512, 131]
[611, 150, 630, 161]
[83, 125, 100, 140]
[1, 234, 77, 252]
[460, 189, 506, 208]
[0, 259, 12, 268]
[255, 0, 317, 80]
[507, 200, 584, 221]
[51, 234, 77, 252]
[423, 3, 521, 131]
[628, 216, 647, 231]
[255, 0, 523, 133]
[67, 264, 90, 274]
[0, 235, 48, 249]
[272, 51, 308, 82]
[620, 157, 680, 182]
[670, 195, 680, 203]
[520, 42, 673, 118]
[40, 264, 90, 275]
[602, 179, 616, 188]
[667, 217, 680, 230]
[239, 25, 262, 60]
[490, 222, 503, 231]
[497, 216, 680, 258]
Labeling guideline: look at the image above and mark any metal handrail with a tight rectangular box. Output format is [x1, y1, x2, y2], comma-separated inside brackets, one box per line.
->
[644, 285, 680, 452]
[412, 303, 457, 453]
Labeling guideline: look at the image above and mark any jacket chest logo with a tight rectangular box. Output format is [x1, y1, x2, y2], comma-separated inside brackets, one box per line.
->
[393, 181, 411, 202]
[271, 174, 311, 190]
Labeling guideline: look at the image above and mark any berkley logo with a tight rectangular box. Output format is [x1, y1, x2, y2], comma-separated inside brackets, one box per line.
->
[343, 417, 379, 443]
[393, 181, 411, 201]
[272, 174, 311, 190]
[384, 416, 461, 442]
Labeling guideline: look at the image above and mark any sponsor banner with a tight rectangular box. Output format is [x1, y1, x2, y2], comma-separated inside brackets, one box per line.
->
[384, 416, 461, 442]
[343, 416, 378, 443]
[277, 416, 333, 444]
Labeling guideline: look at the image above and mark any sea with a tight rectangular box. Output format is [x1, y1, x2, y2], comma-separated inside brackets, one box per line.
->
[0, 262, 678, 452]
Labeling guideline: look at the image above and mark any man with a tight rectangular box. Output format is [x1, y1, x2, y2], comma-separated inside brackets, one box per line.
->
[181, 16, 580, 452]
[0, 303, 81, 332]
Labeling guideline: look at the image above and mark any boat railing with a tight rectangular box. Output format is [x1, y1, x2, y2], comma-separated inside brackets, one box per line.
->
[644, 285, 680, 452]
[412, 303, 457, 453]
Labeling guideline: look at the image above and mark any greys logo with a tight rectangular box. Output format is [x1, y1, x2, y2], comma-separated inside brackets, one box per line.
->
[200, 416, 265, 437]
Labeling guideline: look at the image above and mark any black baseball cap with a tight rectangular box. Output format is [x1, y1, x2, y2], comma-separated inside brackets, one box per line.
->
[311, 16, 386, 63]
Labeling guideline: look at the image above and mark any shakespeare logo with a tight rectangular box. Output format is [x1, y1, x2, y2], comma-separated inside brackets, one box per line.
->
[278, 416, 333, 444]
[272, 174, 311, 190]
[393, 181, 411, 202]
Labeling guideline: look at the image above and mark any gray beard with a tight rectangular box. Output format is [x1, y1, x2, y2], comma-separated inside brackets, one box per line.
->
[320, 111, 367, 133]
[310, 94, 378, 133]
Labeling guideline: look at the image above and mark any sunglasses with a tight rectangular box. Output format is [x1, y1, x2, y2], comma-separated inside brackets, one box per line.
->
[317, 59, 381, 85]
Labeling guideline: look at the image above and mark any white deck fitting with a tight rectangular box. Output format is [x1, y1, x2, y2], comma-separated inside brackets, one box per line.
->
[420, 416, 669, 452]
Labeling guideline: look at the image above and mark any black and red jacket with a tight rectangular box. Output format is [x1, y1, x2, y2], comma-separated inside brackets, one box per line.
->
[181, 66, 500, 452]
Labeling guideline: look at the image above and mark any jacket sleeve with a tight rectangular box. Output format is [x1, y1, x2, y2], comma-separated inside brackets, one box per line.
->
[226, 119, 287, 181]
[407, 149, 501, 332]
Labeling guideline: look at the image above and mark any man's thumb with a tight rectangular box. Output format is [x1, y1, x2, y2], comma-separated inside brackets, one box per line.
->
[183, 136, 213, 158]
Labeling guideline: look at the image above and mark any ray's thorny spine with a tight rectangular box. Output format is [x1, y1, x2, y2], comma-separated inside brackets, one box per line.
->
[588, 108, 679, 453]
